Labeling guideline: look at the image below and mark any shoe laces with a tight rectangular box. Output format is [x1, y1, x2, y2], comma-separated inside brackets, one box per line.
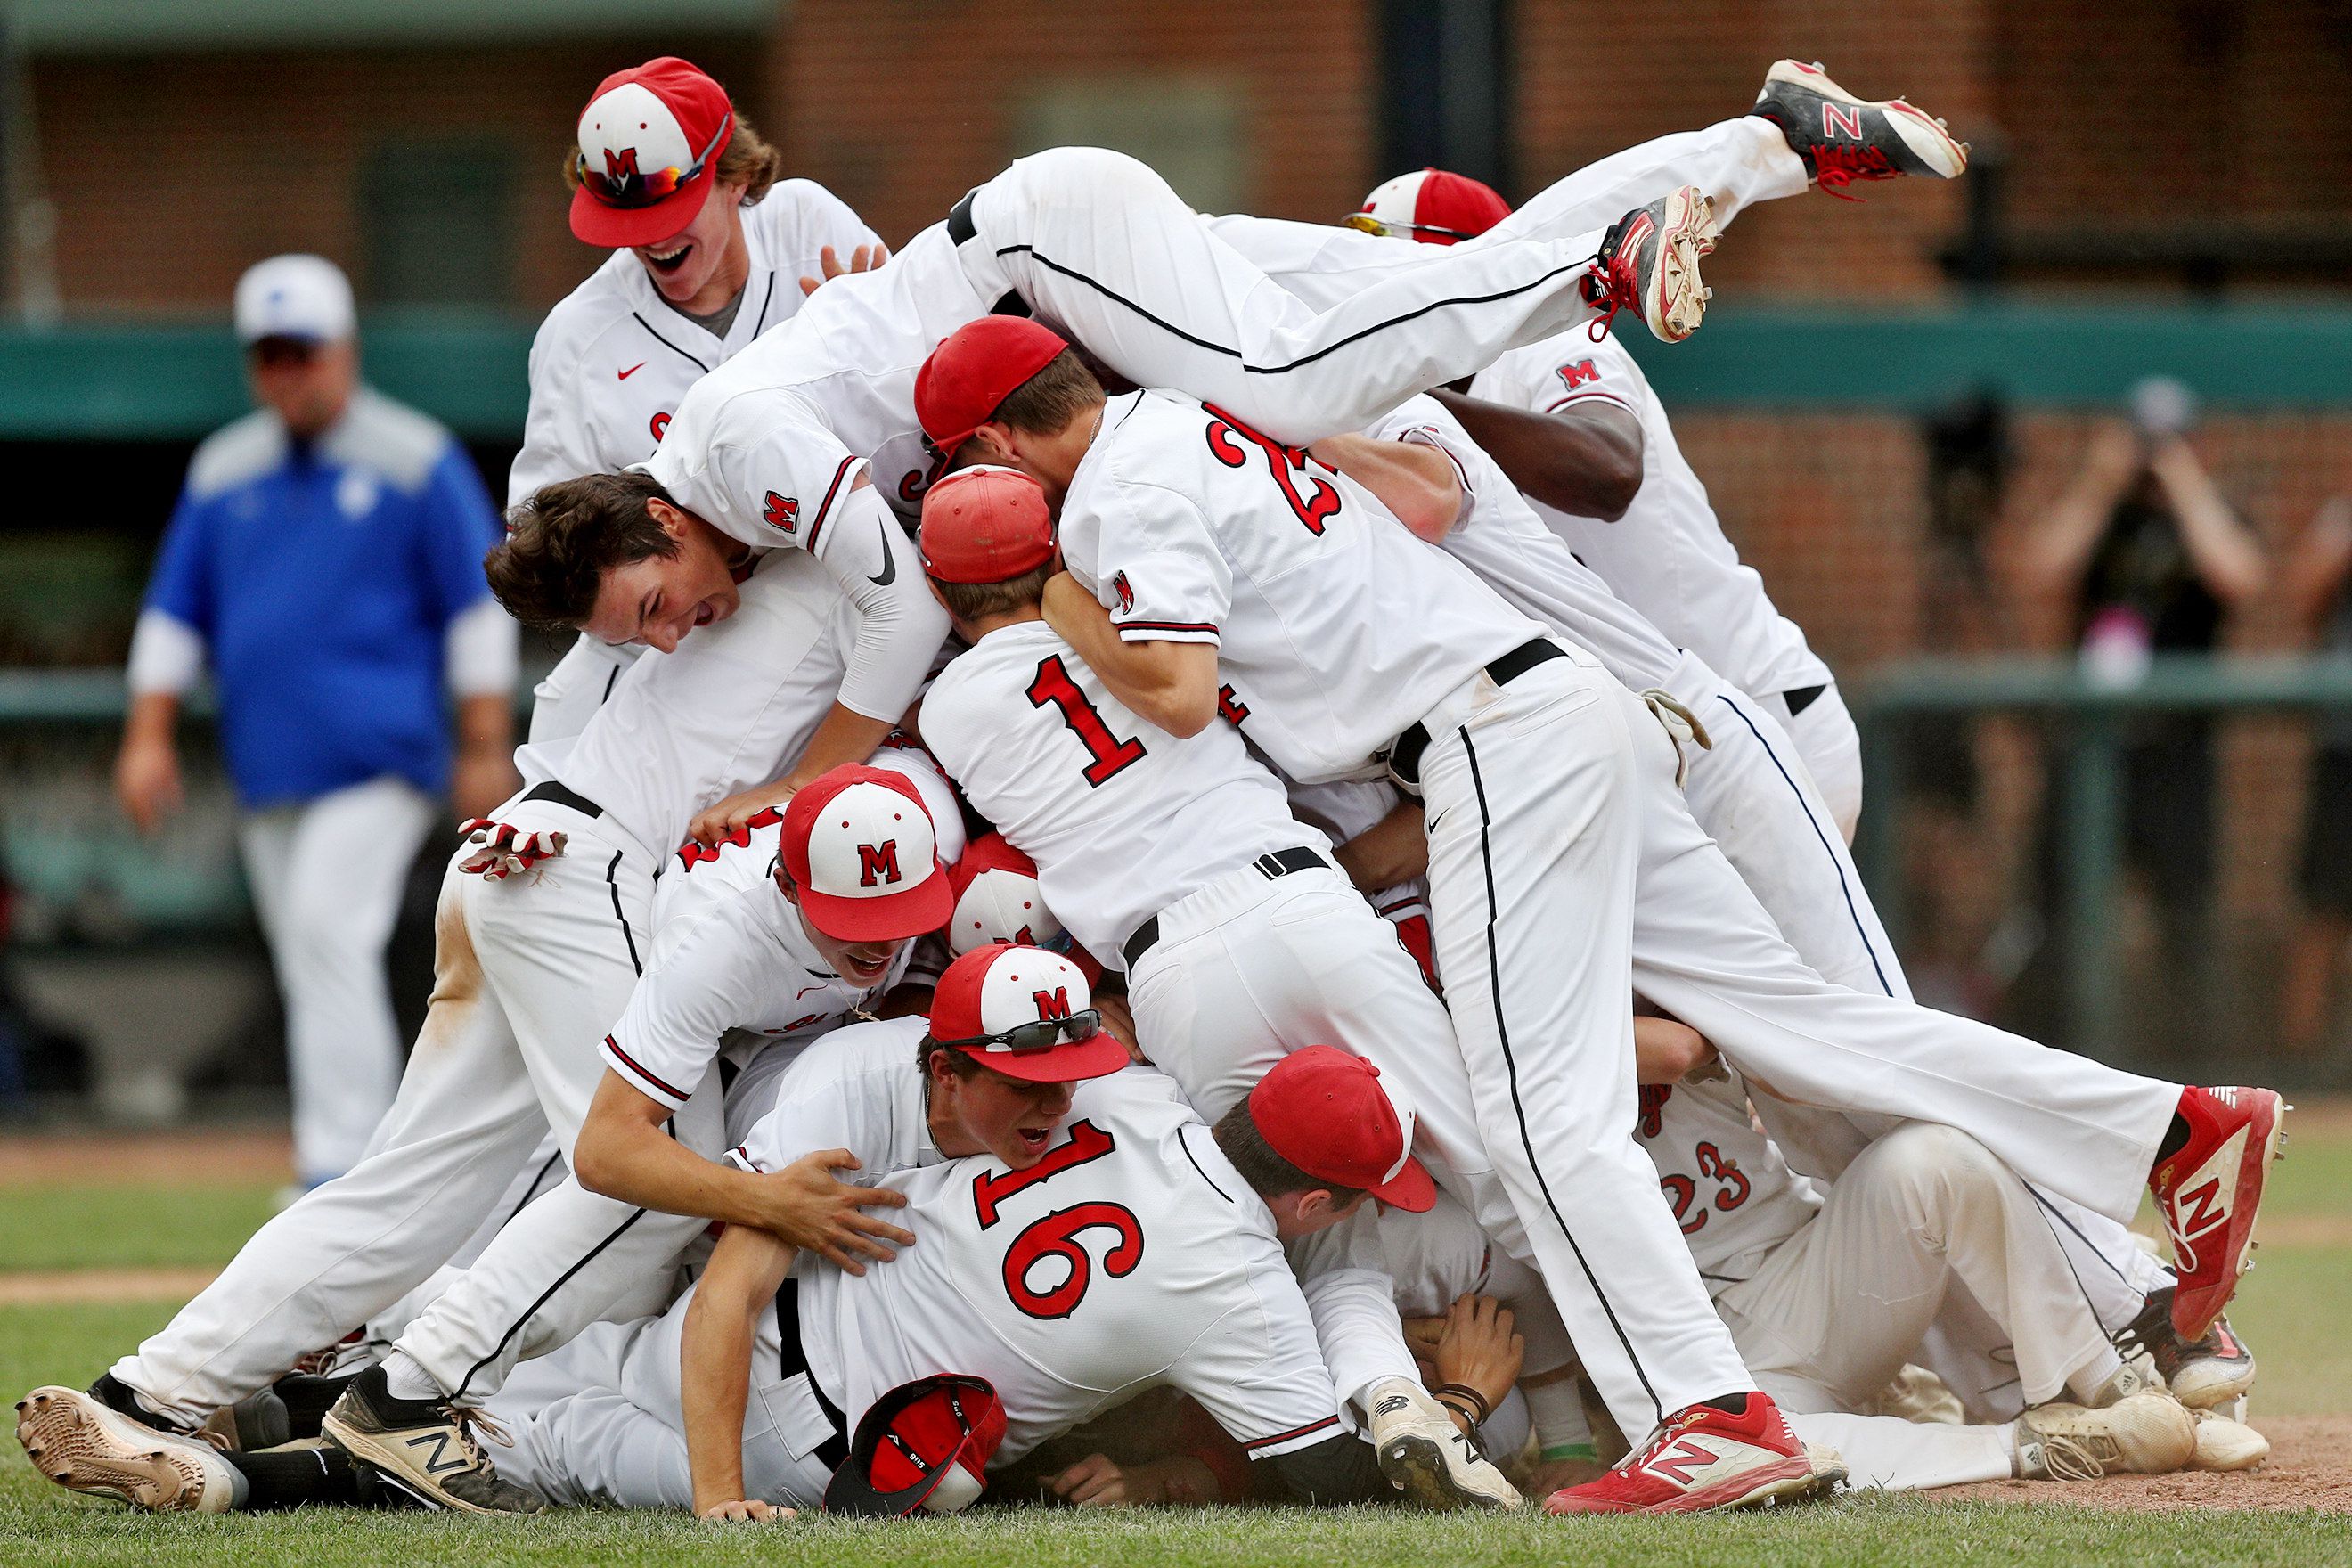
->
[2036, 1433, 2106, 1482]
[1578, 216, 1647, 343]
[445, 1404, 516, 1467]
[1811, 143, 1899, 199]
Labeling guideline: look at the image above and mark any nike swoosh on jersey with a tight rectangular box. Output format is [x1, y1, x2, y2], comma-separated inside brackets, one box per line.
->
[868, 519, 898, 586]
[618, 362, 647, 380]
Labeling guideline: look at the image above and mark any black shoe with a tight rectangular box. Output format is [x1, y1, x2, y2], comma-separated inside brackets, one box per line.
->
[2118, 1286, 2258, 1410]
[318, 1365, 545, 1515]
[1750, 59, 1968, 195]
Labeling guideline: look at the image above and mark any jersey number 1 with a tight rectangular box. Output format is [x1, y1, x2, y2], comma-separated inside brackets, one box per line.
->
[972, 1119, 1146, 1320]
[1027, 656, 1147, 787]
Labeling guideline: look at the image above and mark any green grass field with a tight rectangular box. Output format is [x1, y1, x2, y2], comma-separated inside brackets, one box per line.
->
[4, 1115, 2349, 1567]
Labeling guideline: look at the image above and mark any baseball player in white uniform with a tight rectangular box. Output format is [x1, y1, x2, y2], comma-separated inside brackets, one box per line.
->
[31, 545, 919, 1507]
[516, 55, 886, 747]
[916, 323, 2285, 1511]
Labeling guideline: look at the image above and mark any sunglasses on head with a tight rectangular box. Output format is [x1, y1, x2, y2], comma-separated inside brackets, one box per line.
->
[576, 112, 731, 210]
[935, 1009, 1102, 1056]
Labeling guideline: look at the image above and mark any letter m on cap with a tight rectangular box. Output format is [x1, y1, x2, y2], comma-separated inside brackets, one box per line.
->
[604, 146, 641, 182]
[1031, 986, 1072, 1020]
[857, 840, 902, 887]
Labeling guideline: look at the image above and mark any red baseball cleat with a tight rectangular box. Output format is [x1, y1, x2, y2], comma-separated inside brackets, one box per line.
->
[1748, 59, 1969, 197]
[2150, 1087, 2286, 1341]
[1543, 1392, 1841, 1515]
[1578, 184, 1718, 346]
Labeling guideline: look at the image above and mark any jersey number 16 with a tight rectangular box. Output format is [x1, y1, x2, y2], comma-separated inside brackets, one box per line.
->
[972, 1119, 1145, 1319]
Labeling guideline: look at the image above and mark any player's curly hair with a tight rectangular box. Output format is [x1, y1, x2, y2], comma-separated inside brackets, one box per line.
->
[486, 471, 679, 631]
[561, 104, 787, 208]
[1212, 1098, 1368, 1207]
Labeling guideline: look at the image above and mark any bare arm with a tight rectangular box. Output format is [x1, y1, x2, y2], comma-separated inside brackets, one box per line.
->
[1431, 388, 1645, 522]
[114, 691, 184, 836]
[2012, 421, 2143, 609]
[1307, 433, 1463, 543]
[682, 1221, 800, 1520]
[2283, 497, 2352, 636]
[572, 1071, 914, 1270]
[1634, 1015, 1714, 1085]
[1039, 572, 1221, 738]
[1331, 801, 1429, 892]
[2146, 437, 2268, 608]
[451, 692, 519, 821]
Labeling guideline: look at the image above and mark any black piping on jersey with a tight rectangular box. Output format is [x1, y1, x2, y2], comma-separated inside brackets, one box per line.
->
[600, 664, 621, 708]
[630, 312, 712, 374]
[747, 272, 780, 339]
[1711, 694, 1894, 996]
[992, 243, 1591, 376]
[604, 852, 642, 975]
[1459, 726, 1664, 1427]
[1176, 1124, 1233, 1203]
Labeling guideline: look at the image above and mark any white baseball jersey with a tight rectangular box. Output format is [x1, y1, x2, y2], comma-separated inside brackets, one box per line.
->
[793, 1066, 1347, 1468]
[724, 1016, 940, 1185]
[600, 865, 917, 1114]
[1057, 391, 1541, 785]
[509, 181, 883, 507]
[1365, 396, 1681, 692]
[511, 546, 853, 858]
[920, 619, 1319, 968]
[1633, 1073, 1820, 1294]
[1470, 330, 1832, 700]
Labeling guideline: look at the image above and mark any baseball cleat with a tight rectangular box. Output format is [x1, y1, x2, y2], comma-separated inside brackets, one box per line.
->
[1749, 59, 1969, 196]
[2117, 1285, 2258, 1409]
[2151, 1087, 2286, 1340]
[2013, 1392, 2196, 1479]
[1579, 185, 1718, 345]
[1543, 1392, 1839, 1515]
[319, 1365, 544, 1515]
[15, 1385, 244, 1512]
[1365, 1379, 1521, 1511]
[2187, 1408, 2269, 1472]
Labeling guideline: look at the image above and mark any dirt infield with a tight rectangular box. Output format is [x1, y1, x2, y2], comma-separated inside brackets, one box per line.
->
[0, 1127, 290, 1187]
[1929, 1416, 2352, 1512]
[0, 1266, 221, 1305]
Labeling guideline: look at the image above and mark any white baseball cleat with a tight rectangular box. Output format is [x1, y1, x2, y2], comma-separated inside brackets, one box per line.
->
[2013, 1392, 2197, 1479]
[15, 1385, 243, 1512]
[1579, 185, 1719, 345]
[2187, 1408, 2269, 1472]
[1749, 59, 1970, 193]
[1365, 1378, 1522, 1511]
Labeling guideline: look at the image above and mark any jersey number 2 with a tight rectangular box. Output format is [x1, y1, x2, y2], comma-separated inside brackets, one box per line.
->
[1027, 656, 1147, 787]
[972, 1120, 1146, 1320]
[1204, 404, 1343, 535]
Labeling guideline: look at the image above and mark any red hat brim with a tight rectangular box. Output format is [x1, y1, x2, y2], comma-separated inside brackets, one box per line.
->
[569, 165, 717, 249]
[796, 857, 956, 943]
[1368, 1152, 1437, 1213]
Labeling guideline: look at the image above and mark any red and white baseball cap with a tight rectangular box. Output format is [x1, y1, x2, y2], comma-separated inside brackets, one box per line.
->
[779, 765, 954, 942]
[1349, 168, 1512, 246]
[1248, 1045, 1435, 1210]
[919, 465, 1055, 585]
[825, 1374, 1008, 1516]
[570, 57, 735, 249]
[914, 316, 1071, 462]
[944, 833, 1061, 954]
[927, 946, 1128, 1084]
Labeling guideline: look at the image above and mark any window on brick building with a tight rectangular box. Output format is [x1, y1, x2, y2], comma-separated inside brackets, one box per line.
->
[1015, 81, 1243, 215]
[360, 138, 516, 308]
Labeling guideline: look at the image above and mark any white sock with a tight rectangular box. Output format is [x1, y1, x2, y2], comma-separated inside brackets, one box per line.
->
[379, 1350, 445, 1404]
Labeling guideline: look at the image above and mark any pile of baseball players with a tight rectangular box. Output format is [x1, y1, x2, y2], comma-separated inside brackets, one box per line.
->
[18, 53, 2286, 1521]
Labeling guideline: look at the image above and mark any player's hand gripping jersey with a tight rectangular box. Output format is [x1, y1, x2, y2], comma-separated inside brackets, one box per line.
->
[790, 1068, 1348, 1473]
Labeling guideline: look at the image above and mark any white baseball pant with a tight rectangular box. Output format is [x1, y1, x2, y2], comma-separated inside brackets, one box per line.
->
[1772, 681, 1864, 846]
[109, 795, 707, 1422]
[236, 774, 437, 1186]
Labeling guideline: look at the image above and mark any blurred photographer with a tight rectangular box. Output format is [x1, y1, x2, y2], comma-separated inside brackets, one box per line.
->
[2279, 494, 2352, 1059]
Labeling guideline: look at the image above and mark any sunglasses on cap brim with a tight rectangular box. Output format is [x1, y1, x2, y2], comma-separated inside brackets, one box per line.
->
[1342, 213, 1476, 242]
[576, 113, 731, 210]
[935, 1010, 1103, 1056]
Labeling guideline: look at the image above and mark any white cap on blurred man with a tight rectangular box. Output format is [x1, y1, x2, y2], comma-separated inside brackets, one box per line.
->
[234, 255, 355, 347]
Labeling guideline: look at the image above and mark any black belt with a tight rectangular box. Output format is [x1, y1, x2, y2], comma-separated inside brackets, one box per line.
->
[775, 1278, 850, 1471]
[1121, 846, 1329, 971]
[945, 190, 1032, 319]
[1782, 682, 1826, 718]
[1387, 639, 1569, 788]
[522, 780, 602, 819]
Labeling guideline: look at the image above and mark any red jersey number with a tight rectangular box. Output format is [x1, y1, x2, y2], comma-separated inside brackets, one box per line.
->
[1027, 656, 1147, 787]
[1203, 404, 1343, 535]
[971, 1121, 1143, 1320]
